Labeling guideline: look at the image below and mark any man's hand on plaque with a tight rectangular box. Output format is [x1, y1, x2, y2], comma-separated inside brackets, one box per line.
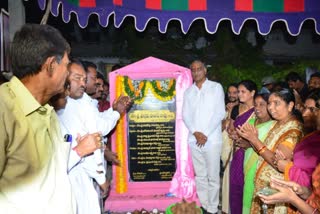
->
[104, 147, 120, 166]
[113, 95, 133, 114]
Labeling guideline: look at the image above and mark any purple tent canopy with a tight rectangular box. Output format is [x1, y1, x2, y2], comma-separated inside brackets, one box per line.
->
[38, 0, 320, 35]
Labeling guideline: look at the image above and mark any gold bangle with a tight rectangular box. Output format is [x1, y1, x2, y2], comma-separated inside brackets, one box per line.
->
[257, 145, 266, 155]
[259, 147, 267, 155]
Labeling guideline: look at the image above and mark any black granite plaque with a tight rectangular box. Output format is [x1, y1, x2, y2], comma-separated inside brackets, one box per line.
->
[128, 110, 176, 181]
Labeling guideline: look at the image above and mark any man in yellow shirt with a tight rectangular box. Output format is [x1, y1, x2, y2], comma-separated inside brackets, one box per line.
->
[0, 24, 100, 214]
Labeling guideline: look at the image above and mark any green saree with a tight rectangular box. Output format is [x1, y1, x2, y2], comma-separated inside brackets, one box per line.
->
[242, 119, 276, 214]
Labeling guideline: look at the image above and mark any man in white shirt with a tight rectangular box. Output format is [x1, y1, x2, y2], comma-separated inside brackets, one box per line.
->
[58, 59, 131, 214]
[182, 60, 225, 214]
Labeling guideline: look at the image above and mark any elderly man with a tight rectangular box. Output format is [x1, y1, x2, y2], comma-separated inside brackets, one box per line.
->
[58, 59, 131, 214]
[182, 60, 225, 214]
[0, 24, 100, 214]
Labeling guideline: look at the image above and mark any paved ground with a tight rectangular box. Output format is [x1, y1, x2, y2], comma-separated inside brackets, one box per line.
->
[103, 166, 225, 214]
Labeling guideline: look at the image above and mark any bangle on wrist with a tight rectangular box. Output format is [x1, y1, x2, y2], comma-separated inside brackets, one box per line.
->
[257, 145, 267, 155]
[312, 208, 318, 214]
[259, 147, 267, 155]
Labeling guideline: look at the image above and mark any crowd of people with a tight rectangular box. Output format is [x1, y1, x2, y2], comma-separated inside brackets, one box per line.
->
[183, 59, 320, 214]
[0, 24, 131, 214]
[219, 72, 320, 214]
[1, 23, 320, 214]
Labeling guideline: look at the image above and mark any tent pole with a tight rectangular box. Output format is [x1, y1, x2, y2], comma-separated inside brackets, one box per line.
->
[40, 0, 52, 25]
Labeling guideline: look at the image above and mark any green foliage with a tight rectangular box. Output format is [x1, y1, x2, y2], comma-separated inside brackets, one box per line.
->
[209, 60, 320, 90]
[272, 60, 320, 81]
[209, 63, 275, 90]
[207, 26, 276, 89]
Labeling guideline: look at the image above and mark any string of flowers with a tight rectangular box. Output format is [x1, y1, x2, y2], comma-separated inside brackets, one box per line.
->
[149, 79, 176, 102]
[115, 75, 128, 193]
[123, 76, 146, 104]
[123, 76, 176, 103]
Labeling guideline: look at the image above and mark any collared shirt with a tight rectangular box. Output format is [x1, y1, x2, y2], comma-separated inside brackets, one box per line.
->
[182, 79, 226, 147]
[58, 92, 120, 214]
[259, 86, 271, 94]
[0, 77, 75, 214]
[58, 93, 120, 184]
[79, 93, 120, 137]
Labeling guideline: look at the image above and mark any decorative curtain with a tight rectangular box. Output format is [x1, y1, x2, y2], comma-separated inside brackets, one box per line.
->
[38, 0, 320, 35]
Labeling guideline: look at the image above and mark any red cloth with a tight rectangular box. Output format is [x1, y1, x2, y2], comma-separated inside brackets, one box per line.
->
[113, 0, 122, 6]
[79, 0, 96, 7]
[98, 100, 110, 112]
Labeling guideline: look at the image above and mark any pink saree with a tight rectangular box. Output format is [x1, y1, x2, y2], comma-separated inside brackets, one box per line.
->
[285, 130, 320, 188]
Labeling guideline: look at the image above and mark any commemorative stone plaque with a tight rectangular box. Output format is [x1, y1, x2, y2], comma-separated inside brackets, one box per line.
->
[128, 109, 176, 181]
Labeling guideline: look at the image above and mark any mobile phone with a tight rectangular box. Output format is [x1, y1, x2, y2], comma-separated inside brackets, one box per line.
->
[257, 187, 278, 196]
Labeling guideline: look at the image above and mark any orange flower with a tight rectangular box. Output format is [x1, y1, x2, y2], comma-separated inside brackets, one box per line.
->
[115, 75, 128, 193]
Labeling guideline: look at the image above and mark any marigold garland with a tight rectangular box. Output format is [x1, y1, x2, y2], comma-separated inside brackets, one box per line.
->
[115, 75, 128, 193]
[123, 76, 146, 103]
[123, 76, 176, 103]
[148, 79, 176, 102]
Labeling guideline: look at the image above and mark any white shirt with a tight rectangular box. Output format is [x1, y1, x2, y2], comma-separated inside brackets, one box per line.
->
[78, 93, 120, 136]
[57, 93, 120, 214]
[58, 93, 120, 183]
[182, 79, 225, 147]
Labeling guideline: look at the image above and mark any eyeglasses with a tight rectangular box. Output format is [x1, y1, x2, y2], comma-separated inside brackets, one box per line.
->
[302, 106, 319, 113]
[70, 74, 87, 83]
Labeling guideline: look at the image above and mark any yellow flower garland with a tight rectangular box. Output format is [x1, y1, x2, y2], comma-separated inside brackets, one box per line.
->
[115, 75, 128, 193]
[123, 77, 176, 104]
[147, 81, 176, 102]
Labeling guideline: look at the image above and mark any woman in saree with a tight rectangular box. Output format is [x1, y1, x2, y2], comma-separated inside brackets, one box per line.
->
[242, 93, 276, 214]
[258, 163, 320, 214]
[275, 90, 320, 188]
[228, 80, 257, 214]
[237, 89, 303, 213]
[258, 91, 320, 214]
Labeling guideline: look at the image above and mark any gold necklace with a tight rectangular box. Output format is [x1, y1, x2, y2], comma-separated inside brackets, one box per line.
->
[277, 115, 293, 125]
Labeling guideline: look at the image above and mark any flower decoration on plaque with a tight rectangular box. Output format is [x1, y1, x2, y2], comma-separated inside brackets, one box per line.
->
[149, 79, 175, 102]
[123, 76, 176, 104]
